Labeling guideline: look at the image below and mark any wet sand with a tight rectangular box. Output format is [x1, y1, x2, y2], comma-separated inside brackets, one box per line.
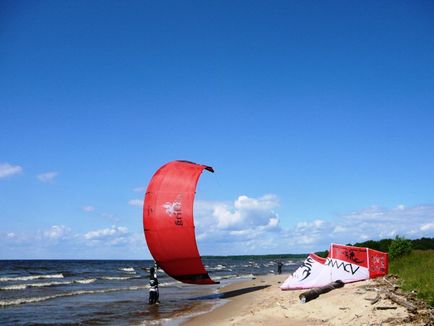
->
[182, 274, 425, 325]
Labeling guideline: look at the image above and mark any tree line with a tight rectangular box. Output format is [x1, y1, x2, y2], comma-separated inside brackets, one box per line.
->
[315, 237, 433, 258]
[349, 237, 434, 252]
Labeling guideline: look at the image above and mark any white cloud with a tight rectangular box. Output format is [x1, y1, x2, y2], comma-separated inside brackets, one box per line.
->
[195, 195, 280, 232]
[82, 205, 96, 212]
[279, 204, 434, 251]
[333, 225, 347, 233]
[133, 186, 146, 193]
[1, 224, 146, 259]
[2, 194, 434, 258]
[336, 205, 434, 241]
[195, 197, 434, 255]
[420, 222, 434, 231]
[41, 225, 71, 240]
[37, 171, 59, 183]
[213, 204, 242, 229]
[84, 225, 128, 241]
[81, 225, 142, 248]
[267, 217, 279, 228]
[193, 195, 283, 254]
[128, 199, 143, 207]
[0, 163, 23, 178]
[234, 194, 279, 210]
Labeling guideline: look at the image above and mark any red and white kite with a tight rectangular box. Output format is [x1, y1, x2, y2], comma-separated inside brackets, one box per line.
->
[281, 244, 388, 290]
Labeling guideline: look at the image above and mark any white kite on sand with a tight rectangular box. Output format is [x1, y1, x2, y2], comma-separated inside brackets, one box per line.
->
[281, 244, 388, 290]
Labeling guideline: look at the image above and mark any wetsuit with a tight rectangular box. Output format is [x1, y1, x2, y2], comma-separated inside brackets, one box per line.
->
[148, 268, 159, 304]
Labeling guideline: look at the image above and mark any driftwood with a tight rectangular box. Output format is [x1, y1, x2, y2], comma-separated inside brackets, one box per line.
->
[375, 306, 398, 310]
[369, 276, 432, 325]
[299, 280, 345, 303]
[385, 292, 417, 313]
[365, 292, 381, 305]
[382, 277, 400, 291]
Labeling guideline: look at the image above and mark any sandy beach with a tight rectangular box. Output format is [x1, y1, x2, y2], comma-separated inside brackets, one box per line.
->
[183, 274, 432, 325]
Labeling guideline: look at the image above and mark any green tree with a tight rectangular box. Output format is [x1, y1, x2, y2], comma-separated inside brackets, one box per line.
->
[389, 235, 412, 259]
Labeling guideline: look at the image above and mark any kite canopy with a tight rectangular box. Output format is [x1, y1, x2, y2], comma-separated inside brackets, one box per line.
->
[143, 160, 217, 285]
[280, 244, 388, 290]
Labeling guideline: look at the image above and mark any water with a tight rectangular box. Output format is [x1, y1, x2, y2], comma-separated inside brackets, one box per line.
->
[0, 257, 302, 325]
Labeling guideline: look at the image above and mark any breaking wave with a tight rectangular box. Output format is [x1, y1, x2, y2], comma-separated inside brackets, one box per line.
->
[0, 274, 64, 282]
[118, 267, 135, 273]
[206, 265, 226, 271]
[212, 274, 238, 281]
[74, 278, 96, 284]
[0, 281, 72, 290]
[0, 278, 97, 291]
[0, 285, 148, 307]
[158, 281, 179, 287]
[101, 276, 138, 281]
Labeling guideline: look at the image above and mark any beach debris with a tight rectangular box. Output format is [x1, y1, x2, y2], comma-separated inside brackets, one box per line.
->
[367, 275, 433, 325]
[382, 275, 400, 291]
[364, 292, 381, 305]
[299, 280, 345, 303]
[385, 292, 417, 313]
[375, 305, 398, 310]
[370, 275, 419, 314]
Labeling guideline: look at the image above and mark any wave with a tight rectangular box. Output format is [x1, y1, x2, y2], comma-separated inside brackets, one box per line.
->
[118, 267, 135, 273]
[0, 278, 98, 291]
[206, 264, 226, 271]
[0, 276, 136, 291]
[0, 273, 64, 282]
[0, 281, 72, 291]
[101, 276, 138, 281]
[0, 285, 148, 307]
[237, 273, 255, 279]
[212, 274, 238, 281]
[74, 278, 96, 284]
[158, 281, 179, 287]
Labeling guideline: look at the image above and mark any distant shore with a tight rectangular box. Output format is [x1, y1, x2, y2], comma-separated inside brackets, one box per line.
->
[181, 274, 429, 325]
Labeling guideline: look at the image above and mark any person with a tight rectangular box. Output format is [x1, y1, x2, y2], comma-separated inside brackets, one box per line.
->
[277, 260, 283, 274]
[148, 264, 159, 304]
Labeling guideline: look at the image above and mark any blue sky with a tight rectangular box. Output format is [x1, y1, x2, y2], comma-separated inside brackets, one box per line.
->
[1, 1, 433, 259]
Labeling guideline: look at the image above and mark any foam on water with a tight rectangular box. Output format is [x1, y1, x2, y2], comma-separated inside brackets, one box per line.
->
[0, 278, 98, 291]
[0, 258, 302, 324]
[101, 275, 139, 281]
[0, 285, 148, 307]
[158, 281, 180, 287]
[74, 278, 96, 284]
[0, 273, 64, 282]
[207, 264, 226, 271]
[0, 281, 72, 290]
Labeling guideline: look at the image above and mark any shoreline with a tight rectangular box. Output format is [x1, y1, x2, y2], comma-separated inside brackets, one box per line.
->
[178, 274, 430, 325]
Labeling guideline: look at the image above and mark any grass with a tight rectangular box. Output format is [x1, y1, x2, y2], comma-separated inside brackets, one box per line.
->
[389, 250, 434, 307]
